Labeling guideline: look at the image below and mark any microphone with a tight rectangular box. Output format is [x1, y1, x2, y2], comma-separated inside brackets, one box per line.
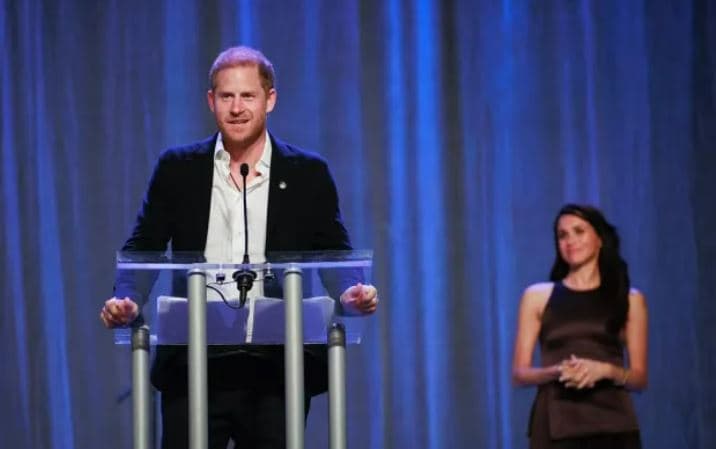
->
[232, 162, 256, 308]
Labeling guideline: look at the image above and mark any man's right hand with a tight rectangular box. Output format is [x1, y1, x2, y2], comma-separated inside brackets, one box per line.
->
[100, 297, 139, 328]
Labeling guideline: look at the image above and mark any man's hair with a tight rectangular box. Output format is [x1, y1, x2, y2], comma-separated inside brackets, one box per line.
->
[208, 46, 275, 92]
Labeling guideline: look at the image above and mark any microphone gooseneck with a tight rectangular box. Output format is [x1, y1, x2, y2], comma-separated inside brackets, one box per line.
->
[233, 162, 256, 308]
[240, 163, 250, 264]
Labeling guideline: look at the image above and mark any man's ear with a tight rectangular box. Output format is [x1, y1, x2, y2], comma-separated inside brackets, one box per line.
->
[207, 89, 215, 113]
[266, 88, 277, 113]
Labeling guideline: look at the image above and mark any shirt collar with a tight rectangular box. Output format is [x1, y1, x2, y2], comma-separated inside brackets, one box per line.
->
[214, 132, 272, 172]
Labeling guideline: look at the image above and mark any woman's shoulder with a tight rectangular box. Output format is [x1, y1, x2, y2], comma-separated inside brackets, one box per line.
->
[525, 281, 555, 295]
[522, 282, 555, 302]
[519, 282, 555, 317]
[629, 286, 643, 296]
[629, 287, 647, 305]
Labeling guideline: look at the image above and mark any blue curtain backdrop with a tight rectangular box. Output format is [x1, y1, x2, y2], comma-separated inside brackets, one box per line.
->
[1, 1, 715, 448]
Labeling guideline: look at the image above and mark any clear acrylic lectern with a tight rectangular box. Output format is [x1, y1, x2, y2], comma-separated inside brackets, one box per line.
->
[113, 250, 372, 449]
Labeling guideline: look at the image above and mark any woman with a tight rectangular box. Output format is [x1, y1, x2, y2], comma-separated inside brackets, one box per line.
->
[512, 204, 648, 448]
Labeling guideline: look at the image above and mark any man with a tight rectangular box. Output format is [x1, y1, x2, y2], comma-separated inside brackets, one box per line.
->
[100, 46, 378, 449]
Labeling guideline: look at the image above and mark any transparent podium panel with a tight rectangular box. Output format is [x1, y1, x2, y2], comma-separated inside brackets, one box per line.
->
[112, 250, 372, 346]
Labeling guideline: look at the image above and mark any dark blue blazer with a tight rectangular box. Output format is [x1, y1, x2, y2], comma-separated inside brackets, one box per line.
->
[115, 133, 356, 394]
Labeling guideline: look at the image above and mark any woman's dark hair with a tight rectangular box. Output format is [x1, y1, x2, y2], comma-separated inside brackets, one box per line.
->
[549, 204, 630, 332]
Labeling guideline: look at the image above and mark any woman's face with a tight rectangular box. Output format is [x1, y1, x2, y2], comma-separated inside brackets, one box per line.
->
[556, 214, 602, 269]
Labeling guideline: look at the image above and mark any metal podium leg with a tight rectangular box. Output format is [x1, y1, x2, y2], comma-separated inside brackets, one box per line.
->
[284, 266, 305, 449]
[188, 269, 208, 449]
[132, 325, 152, 449]
[328, 323, 347, 449]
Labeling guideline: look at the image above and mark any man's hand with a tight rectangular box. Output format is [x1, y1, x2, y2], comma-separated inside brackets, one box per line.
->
[339, 283, 379, 315]
[100, 297, 139, 328]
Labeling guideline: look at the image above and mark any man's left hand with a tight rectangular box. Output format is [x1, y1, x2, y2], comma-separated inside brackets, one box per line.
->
[340, 283, 379, 315]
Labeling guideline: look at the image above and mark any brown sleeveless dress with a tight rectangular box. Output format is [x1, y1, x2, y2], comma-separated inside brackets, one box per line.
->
[528, 282, 641, 449]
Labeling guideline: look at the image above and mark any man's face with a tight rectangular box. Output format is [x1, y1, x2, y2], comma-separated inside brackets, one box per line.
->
[207, 65, 276, 150]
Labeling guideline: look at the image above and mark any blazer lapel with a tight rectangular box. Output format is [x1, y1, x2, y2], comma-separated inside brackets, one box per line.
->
[265, 134, 293, 252]
[185, 135, 216, 251]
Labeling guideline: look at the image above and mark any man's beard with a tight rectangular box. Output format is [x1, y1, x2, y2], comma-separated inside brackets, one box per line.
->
[224, 121, 265, 150]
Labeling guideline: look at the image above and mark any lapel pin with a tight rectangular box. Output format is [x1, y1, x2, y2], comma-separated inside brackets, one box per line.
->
[279, 181, 287, 190]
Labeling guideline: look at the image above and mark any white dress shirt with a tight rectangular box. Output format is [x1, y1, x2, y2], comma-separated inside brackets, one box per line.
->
[204, 132, 271, 304]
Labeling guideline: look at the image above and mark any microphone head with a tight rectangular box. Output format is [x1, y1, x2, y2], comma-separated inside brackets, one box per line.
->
[240, 163, 249, 177]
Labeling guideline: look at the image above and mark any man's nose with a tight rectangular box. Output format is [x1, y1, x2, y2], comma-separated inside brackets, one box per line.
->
[230, 99, 244, 114]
